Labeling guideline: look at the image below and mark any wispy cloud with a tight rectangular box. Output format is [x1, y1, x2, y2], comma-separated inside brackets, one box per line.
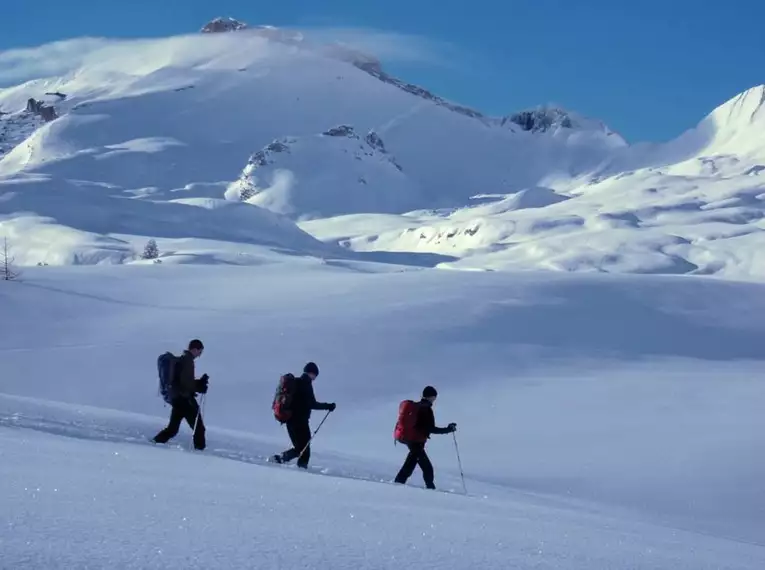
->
[0, 26, 461, 89]
[295, 26, 456, 67]
[0, 38, 113, 86]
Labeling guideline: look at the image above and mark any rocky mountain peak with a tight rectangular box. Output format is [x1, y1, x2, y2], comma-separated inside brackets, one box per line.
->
[503, 106, 577, 133]
[200, 17, 249, 34]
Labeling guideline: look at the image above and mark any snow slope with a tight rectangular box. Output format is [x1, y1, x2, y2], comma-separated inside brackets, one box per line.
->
[2, 27, 765, 277]
[5, 424, 763, 570]
[226, 126, 419, 218]
[304, 86, 765, 279]
[0, 27, 630, 270]
[1, 263, 764, 564]
[0, 173, 341, 266]
[0, 31, 621, 199]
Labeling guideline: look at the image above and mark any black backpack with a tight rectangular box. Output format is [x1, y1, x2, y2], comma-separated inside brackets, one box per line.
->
[157, 352, 179, 404]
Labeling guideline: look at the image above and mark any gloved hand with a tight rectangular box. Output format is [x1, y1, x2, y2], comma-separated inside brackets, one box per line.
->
[448, 422, 457, 433]
[195, 377, 209, 394]
[328, 403, 337, 412]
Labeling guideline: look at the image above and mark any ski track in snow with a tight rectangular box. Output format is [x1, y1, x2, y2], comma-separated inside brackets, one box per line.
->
[0, 393, 467, 497]
[4, 425, 762, 570]
[3, 392, 765, 563]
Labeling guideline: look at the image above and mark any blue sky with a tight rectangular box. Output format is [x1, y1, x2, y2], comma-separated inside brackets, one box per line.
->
[1, 0, 763, 142]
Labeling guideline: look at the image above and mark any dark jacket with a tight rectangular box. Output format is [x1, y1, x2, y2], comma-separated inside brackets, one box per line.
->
[415, 399, 451, 439]
[174, 350, 197, 399]
[289, 373, 332, 422]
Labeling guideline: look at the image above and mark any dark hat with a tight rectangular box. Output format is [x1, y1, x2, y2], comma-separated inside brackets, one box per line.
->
[422, 385, 438, 398]
[188, 339, 204, 351]
[304, 361, 319, 376]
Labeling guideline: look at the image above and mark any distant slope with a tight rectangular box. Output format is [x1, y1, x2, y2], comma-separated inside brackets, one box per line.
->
[1, 26, 765, 277]
[226, 125, 420, 218]
[304, 86, 765, 279]
[0, 29, 621, 207]
[0, 175, 336, 265]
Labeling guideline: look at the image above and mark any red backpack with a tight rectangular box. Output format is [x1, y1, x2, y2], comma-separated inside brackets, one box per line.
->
[273, 373, 297, 423]
[394, 399, 426, 443]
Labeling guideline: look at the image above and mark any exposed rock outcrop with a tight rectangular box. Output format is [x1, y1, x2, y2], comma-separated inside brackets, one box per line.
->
[365, 131, 386, 153]
[200, 17, 249, 33]
[248, 139, 292, 168]
[501, 107, 574, 133]
[322, 125, 357, 138]
[26, 98, 57, 122]
[352, 63, 486, 123]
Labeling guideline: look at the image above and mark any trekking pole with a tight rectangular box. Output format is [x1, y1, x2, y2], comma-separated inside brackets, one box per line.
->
[298, 409, 331, 459]
[452, 431, 467, 495]
[193, 393, 207, 440]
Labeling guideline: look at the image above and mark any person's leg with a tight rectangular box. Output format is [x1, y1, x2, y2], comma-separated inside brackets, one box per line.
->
[394, 443, 422, 484]
[181, 399, 205, 450]
[152, 403, 184, 444]
[418, 448, 436, 489]
[280, 420, 308, 463]
[293, 421, 312, 469]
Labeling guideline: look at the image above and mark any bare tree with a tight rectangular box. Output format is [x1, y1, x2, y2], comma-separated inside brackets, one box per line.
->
[1, 237, 20, 281]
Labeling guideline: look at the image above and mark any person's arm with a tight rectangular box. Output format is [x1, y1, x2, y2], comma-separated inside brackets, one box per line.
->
[419, 407, 454, 435]
[430, 423, 454, 435]
[176, 353, 196, 396]
[307, 381, 334, 410]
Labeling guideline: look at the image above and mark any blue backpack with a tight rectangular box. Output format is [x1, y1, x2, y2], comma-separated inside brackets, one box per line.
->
[157, 352, 179, 404]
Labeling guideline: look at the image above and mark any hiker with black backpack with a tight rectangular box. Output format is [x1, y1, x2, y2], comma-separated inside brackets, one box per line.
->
[153, 339, 209, 450]
[393, 385, 456, 490]
[270, 362, 336, 469]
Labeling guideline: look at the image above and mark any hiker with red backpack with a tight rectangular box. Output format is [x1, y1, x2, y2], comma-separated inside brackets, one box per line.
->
[152, 339, 209, 450]
[270, 362, 336, 469]
[394, 386, 456, 490]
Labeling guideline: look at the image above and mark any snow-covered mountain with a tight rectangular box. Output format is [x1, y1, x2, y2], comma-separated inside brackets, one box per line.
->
[2, 20, 764, 568]
[1, 19, 764, 278]
[225, 125, 418, 218]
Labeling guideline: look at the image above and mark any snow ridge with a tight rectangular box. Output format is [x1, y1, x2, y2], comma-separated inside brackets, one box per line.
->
[200, 17, 249, 34]
[226, 125, 415, 218]
[0, 27, 765, 279]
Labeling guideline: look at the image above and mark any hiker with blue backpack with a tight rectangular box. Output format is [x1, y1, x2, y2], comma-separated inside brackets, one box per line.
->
[153, 339, 209, 450]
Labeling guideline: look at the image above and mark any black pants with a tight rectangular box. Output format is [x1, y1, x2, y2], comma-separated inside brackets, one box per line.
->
[153, 397, 206, 450]
[279, 420, 311, 468]
[394, 442, 435, 489]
